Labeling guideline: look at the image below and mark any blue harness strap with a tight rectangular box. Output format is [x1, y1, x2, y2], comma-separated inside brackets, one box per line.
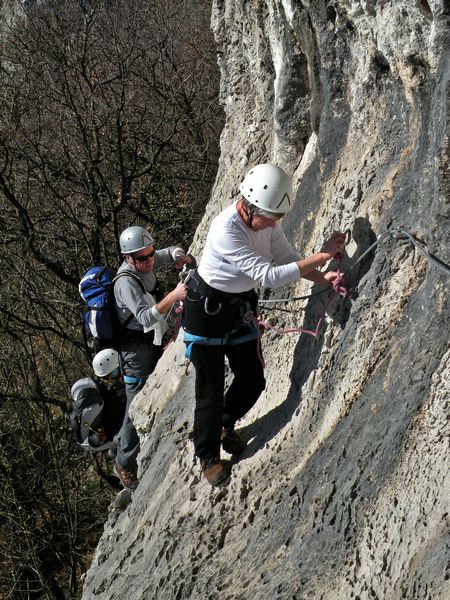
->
[183, 327, 258, 359]
[123, 374, 146, 385]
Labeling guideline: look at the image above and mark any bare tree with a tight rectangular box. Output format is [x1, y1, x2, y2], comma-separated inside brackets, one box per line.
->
[0, 0, 223, 596]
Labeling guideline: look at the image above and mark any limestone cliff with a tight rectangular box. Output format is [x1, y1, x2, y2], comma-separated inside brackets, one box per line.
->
[82, 1, 449, 599]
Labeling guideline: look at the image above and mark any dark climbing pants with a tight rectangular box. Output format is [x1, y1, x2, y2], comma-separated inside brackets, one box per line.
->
[116, 331, 164, 472]
[190, 336, 265, 460]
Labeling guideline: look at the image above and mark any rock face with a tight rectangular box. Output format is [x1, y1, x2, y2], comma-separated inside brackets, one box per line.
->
[82, 2, 449, 599]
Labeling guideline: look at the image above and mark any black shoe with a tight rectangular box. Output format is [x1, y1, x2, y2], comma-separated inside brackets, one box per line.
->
[200, 457, 230, 486]
[221, 427, 246, 455]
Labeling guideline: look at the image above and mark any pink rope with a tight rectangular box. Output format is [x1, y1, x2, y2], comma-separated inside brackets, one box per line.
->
[167, 259, 347, 365]
[245, 258, 347, 367]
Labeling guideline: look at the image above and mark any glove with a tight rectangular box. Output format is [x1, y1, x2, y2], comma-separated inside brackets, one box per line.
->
[172, 248, 192, 269]
[172, 247, 187, 260]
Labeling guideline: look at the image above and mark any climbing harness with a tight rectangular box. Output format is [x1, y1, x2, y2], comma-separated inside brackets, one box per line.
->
[180, 267, 261, 359]
[184, 269, 255, 317]
[183, 327, 259, 360]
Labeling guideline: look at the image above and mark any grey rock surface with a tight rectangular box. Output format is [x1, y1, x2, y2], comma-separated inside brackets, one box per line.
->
[82, 1, 450, 599]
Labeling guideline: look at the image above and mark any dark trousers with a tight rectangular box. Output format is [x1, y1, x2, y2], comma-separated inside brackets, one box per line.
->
[116, 331, 164, 472]
[190, 337, 265, 459]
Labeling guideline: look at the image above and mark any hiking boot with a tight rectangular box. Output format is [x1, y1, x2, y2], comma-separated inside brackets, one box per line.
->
[200, 458, 230, 486]
[221, 427, 246, 455]
[115, 465, 139, 491]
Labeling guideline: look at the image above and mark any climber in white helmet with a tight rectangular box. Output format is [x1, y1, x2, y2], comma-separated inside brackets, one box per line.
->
[92, 347, 121, 379]
[70, 348, 126, 456]
[112, 225, 191, 489]
[182, 163, 345, 486]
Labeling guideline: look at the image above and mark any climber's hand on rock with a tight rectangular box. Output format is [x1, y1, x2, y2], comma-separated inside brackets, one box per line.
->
[320, 232, 346, 260]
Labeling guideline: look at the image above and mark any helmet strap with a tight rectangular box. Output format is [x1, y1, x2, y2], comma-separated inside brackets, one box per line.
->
[238, 198, 255, 229]
[247, 204, 256, 228]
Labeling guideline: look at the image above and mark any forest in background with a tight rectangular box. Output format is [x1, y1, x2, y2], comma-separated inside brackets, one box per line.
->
[0, 1, 223, 597]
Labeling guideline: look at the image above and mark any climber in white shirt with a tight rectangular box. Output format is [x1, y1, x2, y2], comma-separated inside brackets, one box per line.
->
[182, 163, 345, 486]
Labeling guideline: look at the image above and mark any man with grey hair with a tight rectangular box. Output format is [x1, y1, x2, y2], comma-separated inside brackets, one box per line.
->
[182, 163, 346, 486]
[113, 225, 190, 489]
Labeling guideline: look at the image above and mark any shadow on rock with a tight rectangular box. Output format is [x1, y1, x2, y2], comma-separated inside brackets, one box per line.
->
[236, 218, 377, 460]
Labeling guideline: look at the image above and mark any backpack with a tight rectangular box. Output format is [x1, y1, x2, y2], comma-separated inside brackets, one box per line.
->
[69, 377, 126, 453]
[69, 377, 127, 490]
[79, 266, 145, 346]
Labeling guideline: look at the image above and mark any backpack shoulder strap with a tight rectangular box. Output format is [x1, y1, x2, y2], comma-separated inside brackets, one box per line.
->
[111, 271, 147, 331]
[95, 378, 110, 402]
[112, 271, 146, 294]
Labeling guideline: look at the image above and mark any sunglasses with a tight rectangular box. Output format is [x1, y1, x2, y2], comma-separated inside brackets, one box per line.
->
[133, 249, 155, 263]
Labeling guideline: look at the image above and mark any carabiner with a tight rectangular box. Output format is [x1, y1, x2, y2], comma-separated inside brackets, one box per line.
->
[204, 296, 222, 316]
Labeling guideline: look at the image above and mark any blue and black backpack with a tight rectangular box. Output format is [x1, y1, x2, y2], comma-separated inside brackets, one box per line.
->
[79, 266, 145, 346]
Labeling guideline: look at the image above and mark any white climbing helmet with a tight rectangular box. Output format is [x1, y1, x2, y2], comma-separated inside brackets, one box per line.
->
[119, 226, 154, 254]
[92, 348, 120, 378]
[239, 164, 294, 214]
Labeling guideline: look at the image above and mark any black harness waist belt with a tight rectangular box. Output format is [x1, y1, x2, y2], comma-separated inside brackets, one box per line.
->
[182, 270, 258, 338]
[186, 270, 255, 303]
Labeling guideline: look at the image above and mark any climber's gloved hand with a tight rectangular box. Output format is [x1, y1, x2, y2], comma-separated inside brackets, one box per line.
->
[179, 254, 197, 282]
[172, 247, 192, 270]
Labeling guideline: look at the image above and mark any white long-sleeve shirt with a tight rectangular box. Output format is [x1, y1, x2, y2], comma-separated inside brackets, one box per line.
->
[197, 202, 301, 293]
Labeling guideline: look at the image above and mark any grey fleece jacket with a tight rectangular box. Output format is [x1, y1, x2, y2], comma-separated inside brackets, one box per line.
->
[114, 246, 177, 332]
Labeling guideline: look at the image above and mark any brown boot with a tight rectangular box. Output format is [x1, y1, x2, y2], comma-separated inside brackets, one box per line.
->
[221, 427, 246, 455]
[200, 458, 230, 486]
